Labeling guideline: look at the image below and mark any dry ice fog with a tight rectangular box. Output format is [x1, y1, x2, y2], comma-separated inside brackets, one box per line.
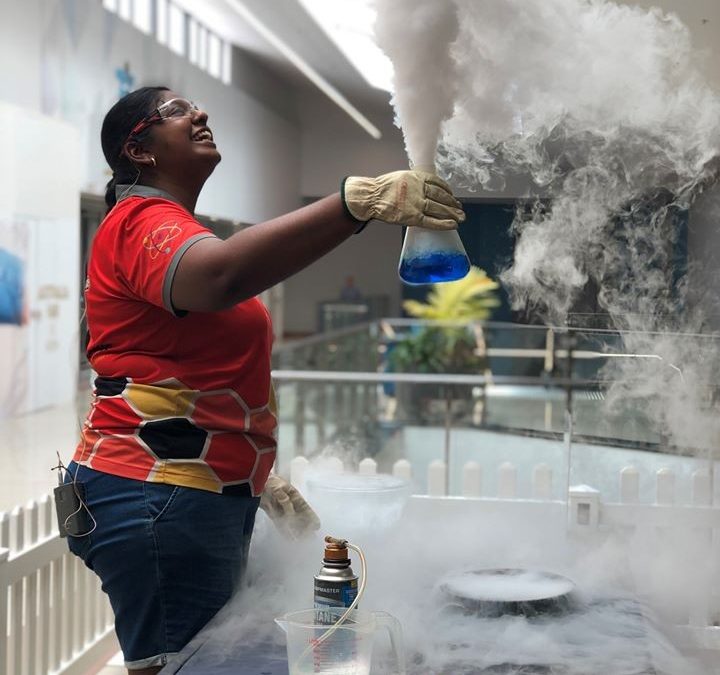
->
[209, 0, 720, 672]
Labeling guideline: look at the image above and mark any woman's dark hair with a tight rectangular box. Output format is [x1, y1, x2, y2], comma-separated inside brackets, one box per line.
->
[101, 86, 170, 209]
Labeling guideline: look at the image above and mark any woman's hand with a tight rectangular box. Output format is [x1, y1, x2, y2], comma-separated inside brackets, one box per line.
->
[342, 169, 466, 230]
[260, 474, 321, 540]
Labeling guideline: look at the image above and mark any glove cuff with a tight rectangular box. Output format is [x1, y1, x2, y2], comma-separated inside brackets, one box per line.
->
[341, 177, 371, 234]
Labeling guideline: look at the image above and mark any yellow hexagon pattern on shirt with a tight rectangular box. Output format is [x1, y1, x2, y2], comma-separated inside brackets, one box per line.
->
[123, 378, 197, 419]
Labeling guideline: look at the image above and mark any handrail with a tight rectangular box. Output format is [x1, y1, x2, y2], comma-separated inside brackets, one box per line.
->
[270, 369, 696, 391]
[273, 320, 375, 352]
[273, 318, 720, 362]
[271, 370, 594, 387]
[381, 318, 720, 340]
[277, 316, 720, 343]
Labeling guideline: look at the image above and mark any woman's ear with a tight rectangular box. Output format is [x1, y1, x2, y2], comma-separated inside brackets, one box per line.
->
[123, 140, 156, 169]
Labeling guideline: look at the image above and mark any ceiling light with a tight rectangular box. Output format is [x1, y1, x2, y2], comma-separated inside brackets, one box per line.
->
[297, 0, 394, 92]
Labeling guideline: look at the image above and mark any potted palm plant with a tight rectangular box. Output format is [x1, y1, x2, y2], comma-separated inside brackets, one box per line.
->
[389, 267, 500, 422]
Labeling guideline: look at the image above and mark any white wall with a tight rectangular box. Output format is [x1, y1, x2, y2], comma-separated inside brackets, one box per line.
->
[282, 221, 405, 335]
[1, 0, 303, 223]
[0, 0, 309, 408]
[0, 0, 313, 366]
[284, 90, 409, 334]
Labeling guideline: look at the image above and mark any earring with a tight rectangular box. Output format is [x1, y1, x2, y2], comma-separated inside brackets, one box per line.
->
[150, 156, 157, 167]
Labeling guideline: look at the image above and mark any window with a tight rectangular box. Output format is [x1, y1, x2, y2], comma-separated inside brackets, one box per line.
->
[197, 25, 208, 70]
[132, 0, 152, 35]
[117, 0, 132, 21]
[168, 3, 185, 55]
[102, 0, 231, 84]
[222, 42, 232, 85]
[208, 33, 221, 79]
[156, 0, 168, 44]
[188, 19, 199, 65]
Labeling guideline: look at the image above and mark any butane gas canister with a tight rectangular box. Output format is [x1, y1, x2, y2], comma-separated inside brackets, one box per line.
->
[314, 537, 359, 612]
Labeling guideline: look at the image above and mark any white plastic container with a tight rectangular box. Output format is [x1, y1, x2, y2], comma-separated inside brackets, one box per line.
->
[305, 472, 411, 536]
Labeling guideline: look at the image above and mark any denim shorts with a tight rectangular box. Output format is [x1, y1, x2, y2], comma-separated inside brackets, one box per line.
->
[64, 462, 260, 670]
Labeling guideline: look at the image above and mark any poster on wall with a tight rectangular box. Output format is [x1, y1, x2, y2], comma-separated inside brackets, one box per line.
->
[0, 246, 24, 325]
[0, 220, 29, 417]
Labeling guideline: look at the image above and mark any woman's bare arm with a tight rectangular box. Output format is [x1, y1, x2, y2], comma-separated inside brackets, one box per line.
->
[171, 193, 359, 312]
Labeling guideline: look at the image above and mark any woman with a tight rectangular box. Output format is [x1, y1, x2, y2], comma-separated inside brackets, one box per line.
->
[64, 86, 465, 674]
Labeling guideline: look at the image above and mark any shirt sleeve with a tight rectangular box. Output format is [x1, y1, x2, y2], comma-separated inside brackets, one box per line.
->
[114, 200, 218, 316]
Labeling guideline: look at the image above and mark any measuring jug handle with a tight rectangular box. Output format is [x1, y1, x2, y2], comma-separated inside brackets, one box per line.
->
[371, 611, 407, 675]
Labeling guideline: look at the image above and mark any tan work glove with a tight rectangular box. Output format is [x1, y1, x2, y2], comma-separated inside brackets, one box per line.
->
[342, 169, 465, 230]
[260, 474, 321, 539]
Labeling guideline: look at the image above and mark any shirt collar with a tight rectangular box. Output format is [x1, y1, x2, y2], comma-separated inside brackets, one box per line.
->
[115, 183, 184, 207]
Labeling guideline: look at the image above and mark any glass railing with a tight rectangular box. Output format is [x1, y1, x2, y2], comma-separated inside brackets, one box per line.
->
[271, 320, 720, 499]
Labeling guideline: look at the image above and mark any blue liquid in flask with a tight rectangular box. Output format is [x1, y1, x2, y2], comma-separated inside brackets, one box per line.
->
[399, 251, 471, 284]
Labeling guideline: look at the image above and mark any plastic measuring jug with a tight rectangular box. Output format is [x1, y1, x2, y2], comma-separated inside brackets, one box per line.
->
[397, 164, 470, 285]
[275, 607, 406, 675]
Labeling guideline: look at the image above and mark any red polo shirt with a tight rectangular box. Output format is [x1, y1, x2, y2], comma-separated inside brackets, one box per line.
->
[72, 190, 276, 497]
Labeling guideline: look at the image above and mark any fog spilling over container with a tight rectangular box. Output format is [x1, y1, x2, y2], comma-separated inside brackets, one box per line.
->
[438, 568, 578, 618]
[305, 473, 411, 536]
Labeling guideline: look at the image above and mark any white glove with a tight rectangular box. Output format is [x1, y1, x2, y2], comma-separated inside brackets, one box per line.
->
[259, 474, 321, 539]
[342, 169, 465, 230]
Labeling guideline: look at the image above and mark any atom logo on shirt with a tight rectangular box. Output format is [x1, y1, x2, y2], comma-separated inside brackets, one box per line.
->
[143, 222, 182, 260]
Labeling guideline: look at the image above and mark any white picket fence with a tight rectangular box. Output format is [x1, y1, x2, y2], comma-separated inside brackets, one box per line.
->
[0, 495, 118, 675]
[291, 455, 720, 651]
[290, 455, 716, 503]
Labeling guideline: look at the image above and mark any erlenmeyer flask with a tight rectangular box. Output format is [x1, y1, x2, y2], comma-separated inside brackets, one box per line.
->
[398, 227, 470, 284]
[398, 166, 471, 285]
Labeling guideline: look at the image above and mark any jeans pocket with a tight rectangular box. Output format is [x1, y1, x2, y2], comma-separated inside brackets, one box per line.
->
[143, 483, 180, 523]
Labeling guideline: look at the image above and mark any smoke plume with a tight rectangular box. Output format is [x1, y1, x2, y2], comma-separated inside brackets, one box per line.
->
[376, 0, 720, 455]
[374, 0, 460, 168]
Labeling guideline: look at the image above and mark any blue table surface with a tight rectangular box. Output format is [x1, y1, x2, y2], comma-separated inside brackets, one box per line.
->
[159, 596, 659, 675]
[162, 638, 289, 674]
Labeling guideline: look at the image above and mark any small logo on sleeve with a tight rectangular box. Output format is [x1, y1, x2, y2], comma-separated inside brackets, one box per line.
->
[143, 222, 182, 260]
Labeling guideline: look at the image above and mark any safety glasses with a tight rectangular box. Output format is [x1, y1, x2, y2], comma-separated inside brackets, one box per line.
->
[121, 98, 200, 153]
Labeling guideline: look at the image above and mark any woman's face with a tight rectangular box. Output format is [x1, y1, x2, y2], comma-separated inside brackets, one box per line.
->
[145, 90, 222, 178]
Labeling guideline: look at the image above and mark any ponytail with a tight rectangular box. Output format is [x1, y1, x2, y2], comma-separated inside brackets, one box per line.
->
[104, 176, 117, 211]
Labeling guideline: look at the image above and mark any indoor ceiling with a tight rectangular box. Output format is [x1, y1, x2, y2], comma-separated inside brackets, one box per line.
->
[168, 0, 720, 144]
[171, 0, 395, 138]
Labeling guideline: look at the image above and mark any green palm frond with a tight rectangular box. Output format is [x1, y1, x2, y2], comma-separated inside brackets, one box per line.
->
[402, 266, 500, 321]
[392, 267, 499, 376]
